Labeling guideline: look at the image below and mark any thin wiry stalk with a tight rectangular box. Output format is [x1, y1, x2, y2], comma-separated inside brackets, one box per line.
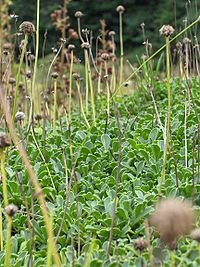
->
[32, 0, 40, 116]
[53, 79, 57, 130]
[4, 217, 12, 267]
[159, 36, 171, 195]
[12, 33, 28, 122]
[107, 100, 121, 255]
[184, 90, 188, 168]
[68, 50, 74, 122]
[84, 49, 89, 115]
[119, 11, 124, 86]
[86, 51, 96, 123]
[76, 80, 90, 128]
[0, 205, 2, 250]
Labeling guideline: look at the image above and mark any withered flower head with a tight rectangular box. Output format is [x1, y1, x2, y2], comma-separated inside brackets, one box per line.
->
[81, 42, 90, 49]
[72, 73, 80, 81]
[3, 42, 12, 50]
[191, 228, 200, 242]
[74, 11, 83, 18]
[159, 25, 175, 37]
[109, 31, 116, 37]
[4, 204, 18, 217]
[176, 42, 183, 49]
[15, 111, 25, 122]
[183, 37, 191, 44]
[116, 5, 125, 13]
[8, 77, 16, 85]
[68, 44, 75, 51]
[51, 72, 59, 79]
[134, 237, 148, 251]
[101, 53, 109, 61]
[34, 114, 43, 121]
[150, 198, 195, 249]
[25, 70, 32, 79]
[0, 132, 11, 148]
[19, 21, 35, 34]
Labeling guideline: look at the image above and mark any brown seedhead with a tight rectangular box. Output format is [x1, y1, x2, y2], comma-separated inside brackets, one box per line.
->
[191, 228, 200, 242]
[101, 53, 109, 61]
[72, 73, 80, 81]
[159, 25, 175, 37]
[150, 198, 195, 249]
[68, 44, 75, 51]
[134, 237, 148, 251]
[4, 204, 18, 217]
[19, 21, 35, 34]
[8, 77, 16, 85]
[183, 37, 191, 44]
[51, 72, 59, 79]
[0, 132, 11, 148]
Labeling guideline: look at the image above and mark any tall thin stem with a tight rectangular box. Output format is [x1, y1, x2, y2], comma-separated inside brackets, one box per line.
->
[4, 217, 12, 267]
[119, 12, 124, 86]
[12, 33, 28, 122]
[68, 50, 74, 122]
[159, 36, 171, 195]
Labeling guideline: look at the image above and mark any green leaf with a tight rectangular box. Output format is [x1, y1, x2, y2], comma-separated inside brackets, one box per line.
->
[101, 134, 111, 151]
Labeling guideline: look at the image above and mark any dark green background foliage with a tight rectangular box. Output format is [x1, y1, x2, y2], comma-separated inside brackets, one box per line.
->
[10, 0, 199, 55]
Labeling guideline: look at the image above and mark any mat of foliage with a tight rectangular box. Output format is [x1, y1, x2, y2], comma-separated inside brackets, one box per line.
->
[2, 78, 200, 266]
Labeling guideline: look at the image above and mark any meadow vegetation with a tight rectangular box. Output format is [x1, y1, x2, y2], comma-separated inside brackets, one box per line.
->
[0, 1, 200, 266]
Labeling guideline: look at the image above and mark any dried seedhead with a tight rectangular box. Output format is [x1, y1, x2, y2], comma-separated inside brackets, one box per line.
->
[116, 5, 125, 13]
[81, 42, 90, 49]
[134, 237, 148, 251]
[150, 198, 195, 249]
[101, 53, 109, 61]
[72, 73, 80, 81]
[0, 132, 11, 148]
[191, 228, 200, 242]
[19, 21, 35, 34]
[8, 77, 16, 85]
[74, 11, 83, 18]
[4, 204, 18, 217]
[51, 72, 59, 79]
[15, 111, 25, 122]
[159, 25, 175, 37]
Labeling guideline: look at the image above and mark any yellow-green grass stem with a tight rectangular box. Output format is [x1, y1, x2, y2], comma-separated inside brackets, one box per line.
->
[171, 250, 175, 267]
[83, 239, 96, 267]
[0, 149, 8, 206]
[32, 0, 40, 116]
[12, 33, 28, 122]
[4, 216, 12, 267]
[46, 213, 54, 267]
[0, 204, 3, 251]
[97, 62, 102, 94]
[84, 49, 89, 115]
[68, 50, 74, 122]
[76, 81, 90, 128]
[53, 79, 57, 130]
[104, 61, 110, 121]
[86, 52, 96, 124]
[119, 11, 124, 87]
[159, 36, 171, 196]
